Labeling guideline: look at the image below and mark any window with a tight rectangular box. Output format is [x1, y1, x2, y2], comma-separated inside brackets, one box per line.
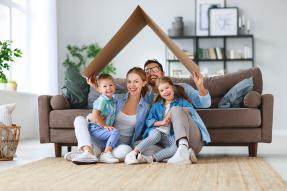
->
[0, 0, 27, 91]
[0, 0, 58, 94]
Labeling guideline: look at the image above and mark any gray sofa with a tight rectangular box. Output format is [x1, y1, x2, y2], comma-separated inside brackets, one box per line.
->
[38, 67, 274, 157]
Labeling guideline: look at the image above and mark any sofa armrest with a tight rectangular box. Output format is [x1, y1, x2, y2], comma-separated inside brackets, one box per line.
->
[38, 95, 52, 143]
[261, 94, 274, 143]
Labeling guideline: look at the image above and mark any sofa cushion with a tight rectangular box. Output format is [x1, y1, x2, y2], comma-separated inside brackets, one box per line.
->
[204, 67, 262, 98]
[197, 108, 261, 128]
[50, 95, 70, 110]
[218, 77, 253, 108]
[50, 109, 92, 128]
[243, 91, 261, 108]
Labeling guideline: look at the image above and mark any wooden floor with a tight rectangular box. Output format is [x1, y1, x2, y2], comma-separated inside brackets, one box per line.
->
[1, 134, 287, 182]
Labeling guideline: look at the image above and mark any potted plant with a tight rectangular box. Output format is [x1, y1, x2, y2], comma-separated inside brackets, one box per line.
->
[62, 43, 116, 108]
[0, 40, 22, 90]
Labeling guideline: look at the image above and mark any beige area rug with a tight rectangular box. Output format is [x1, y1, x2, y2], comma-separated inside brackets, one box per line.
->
[0, 156, 286, 191]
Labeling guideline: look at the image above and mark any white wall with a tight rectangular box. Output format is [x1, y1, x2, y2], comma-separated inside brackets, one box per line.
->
[57, 0, 287, 132]
[0, 91, 39, 140]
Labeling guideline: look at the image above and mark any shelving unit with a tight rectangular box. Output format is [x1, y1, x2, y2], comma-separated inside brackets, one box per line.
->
[166, 35, 254, 77]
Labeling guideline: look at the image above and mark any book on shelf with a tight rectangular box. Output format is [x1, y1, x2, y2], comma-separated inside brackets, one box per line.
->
[208, 48, 216, 60]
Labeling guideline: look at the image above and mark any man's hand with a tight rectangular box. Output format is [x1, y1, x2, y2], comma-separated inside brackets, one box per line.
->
[192, 71, 208, 96]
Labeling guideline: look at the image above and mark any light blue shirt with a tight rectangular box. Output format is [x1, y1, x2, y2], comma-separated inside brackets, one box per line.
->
[92, 94, 117, 126]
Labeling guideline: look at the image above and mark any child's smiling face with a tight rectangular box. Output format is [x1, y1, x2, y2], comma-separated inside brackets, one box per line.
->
[98, 78, 116, 98]
[158, 82, 174, 102]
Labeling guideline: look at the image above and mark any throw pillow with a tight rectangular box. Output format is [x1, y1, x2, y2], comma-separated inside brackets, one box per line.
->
[243, 91, 261, 108]
[62, 66, 90, 109]
[50, 95, 71, 110]
[218, 77, 253, 108]
[0, 103, 16, 125]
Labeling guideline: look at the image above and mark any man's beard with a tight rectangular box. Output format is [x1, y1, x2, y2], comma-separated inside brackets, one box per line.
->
[148, 77, 158, 87]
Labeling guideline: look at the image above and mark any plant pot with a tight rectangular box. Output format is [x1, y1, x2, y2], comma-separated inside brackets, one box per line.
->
[7, 82, 17, 91]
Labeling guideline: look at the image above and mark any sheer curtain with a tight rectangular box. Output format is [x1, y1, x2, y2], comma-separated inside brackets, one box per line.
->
[2, 0, 58, 95]
[27, 0, 58, 95]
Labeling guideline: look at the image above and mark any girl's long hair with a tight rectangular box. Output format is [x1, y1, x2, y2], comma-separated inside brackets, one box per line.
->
[126, 67, 148, 97]
[155, 77, 192, 103]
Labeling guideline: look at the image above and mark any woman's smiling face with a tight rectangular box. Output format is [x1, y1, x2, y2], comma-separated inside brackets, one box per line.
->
[126, 72, 146, 96]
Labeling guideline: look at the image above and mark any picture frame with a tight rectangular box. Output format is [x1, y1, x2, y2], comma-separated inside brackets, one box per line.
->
[195, 0, 225, 36]
[209, 7, 239, 36]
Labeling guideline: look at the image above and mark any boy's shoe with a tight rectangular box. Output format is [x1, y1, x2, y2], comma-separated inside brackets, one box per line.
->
[99, 152, 119, 164]
[64, 149, 83, 161]
[189, 148, 198, 164]
[124, 150, 139, 165]
[72, 152, 98, 165]
[137, 153, 153, 164]
[167, 145, 191, 164]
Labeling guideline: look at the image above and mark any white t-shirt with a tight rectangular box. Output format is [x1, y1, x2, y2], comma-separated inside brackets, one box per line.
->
[157, 103, 171, 135]
[114, 111, 137, 145]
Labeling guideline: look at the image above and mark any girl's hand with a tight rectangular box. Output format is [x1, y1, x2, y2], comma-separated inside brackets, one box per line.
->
[192, 71, 208, 96]
[163, 116, 171, 125]
[154, 120, 168, 126]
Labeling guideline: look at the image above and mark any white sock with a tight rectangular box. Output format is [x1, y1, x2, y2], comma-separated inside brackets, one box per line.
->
[178, 138, 189, 148]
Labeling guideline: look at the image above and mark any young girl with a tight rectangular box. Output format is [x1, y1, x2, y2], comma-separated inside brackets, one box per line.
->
[125, 77, 198, 164]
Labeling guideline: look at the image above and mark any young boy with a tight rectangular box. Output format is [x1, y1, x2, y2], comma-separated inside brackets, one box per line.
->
[72, 74, 120, 164]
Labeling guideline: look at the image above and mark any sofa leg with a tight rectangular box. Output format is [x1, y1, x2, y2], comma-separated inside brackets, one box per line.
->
[248, 143, 258, 157]
[55, 143, 62, 157]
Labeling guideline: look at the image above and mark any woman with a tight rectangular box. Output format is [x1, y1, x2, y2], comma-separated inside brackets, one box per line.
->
[65, 67, 151, 164]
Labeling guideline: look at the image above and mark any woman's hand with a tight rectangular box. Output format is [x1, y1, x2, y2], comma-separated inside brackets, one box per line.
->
[192, 71, 208, 96]
[86, 75, 99, 92]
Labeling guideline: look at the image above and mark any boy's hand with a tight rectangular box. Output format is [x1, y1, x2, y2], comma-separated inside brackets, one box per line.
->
[106, 126, 115, 131]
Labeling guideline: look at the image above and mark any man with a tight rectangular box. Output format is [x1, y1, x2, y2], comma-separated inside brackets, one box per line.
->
[143, 59, 211, 164]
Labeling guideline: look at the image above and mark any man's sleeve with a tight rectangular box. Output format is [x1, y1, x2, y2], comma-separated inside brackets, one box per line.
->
[180, 83, 211, 108]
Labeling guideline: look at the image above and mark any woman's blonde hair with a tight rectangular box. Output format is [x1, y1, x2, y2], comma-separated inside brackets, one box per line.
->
[126, 67, 148, 97]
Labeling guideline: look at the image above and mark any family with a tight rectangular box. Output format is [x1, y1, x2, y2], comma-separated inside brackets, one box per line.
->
[64, 59, 211, 165]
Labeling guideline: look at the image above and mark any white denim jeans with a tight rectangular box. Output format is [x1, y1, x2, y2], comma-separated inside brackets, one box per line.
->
[73, 116, 161, 161]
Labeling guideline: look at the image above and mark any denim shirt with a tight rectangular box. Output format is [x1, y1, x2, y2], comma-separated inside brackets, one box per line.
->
[144, 83, 212, 144]
[114, 93, 150, 146]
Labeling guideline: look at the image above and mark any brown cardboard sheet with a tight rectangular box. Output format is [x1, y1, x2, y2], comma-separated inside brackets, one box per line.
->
[83, 6, 199, 77]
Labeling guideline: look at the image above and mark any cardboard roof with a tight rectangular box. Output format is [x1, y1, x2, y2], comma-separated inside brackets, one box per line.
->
[83, 6, 199, 77]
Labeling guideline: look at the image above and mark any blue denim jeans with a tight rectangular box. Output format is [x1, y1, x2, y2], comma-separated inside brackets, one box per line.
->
[88, 123, 120, 148]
